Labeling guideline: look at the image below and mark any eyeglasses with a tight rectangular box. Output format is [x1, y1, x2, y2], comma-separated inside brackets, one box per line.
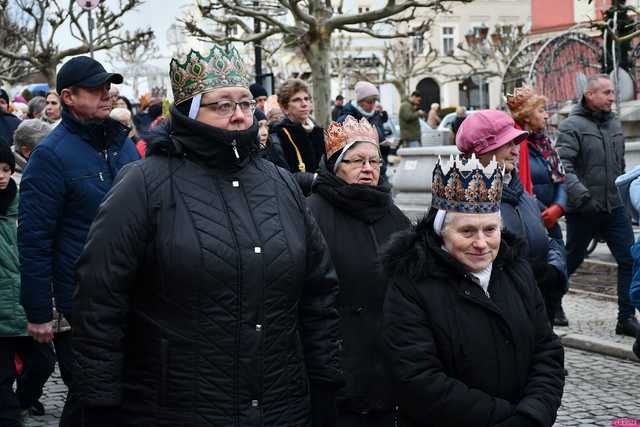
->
[200, 99, 256, 116]
[341, 157, 382, 169]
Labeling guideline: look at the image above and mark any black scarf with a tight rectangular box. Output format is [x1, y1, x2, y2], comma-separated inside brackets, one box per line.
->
[169, 105, 259, 171]
[61, 108, 125, 151]
[501, 170, 524, 206]
[0, 178, 17, 216]
[312, 163, 391, 224]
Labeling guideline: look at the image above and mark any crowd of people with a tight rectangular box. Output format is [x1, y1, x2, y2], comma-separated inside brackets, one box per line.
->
[0, 41, 638, 427]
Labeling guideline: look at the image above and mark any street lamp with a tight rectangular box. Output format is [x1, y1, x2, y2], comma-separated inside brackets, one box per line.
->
[463, 23, 493, 109]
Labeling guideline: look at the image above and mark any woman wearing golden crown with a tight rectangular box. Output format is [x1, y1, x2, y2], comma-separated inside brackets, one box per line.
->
[382, 149, 564, 427]
[71, 44, 343, 426]
[307, 115, 410, 426]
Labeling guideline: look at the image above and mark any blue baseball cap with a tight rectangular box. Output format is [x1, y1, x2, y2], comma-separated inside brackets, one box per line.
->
[56, 56, 123, 92]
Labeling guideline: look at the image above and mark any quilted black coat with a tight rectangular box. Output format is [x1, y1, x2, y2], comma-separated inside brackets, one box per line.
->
[382, 211, 565, 427]
[73, 108, 343, 427]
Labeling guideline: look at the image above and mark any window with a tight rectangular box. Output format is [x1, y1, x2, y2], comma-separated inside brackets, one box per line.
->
[413, 35, 424, 54]
[358, 7, 371, 28]
[442, 26, 455, 55]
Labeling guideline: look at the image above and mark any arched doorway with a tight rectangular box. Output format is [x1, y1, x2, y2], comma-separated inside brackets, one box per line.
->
[416, 78, 440, 111]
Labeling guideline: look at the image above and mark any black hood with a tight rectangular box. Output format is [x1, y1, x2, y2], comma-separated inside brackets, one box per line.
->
[381, 209, 525, 282]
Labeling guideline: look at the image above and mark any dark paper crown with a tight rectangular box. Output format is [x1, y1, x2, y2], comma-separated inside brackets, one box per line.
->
[431, 154, 504, 213]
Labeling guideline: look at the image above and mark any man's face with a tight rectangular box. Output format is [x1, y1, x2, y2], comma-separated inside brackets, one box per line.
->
[335, 99, 344, 107]
[410, 95, 422, 106]
[62, 83, 112, 121]
[585, 78, 615, 113]
[0, 98, 8, 112]
[255, 96, 267, 112]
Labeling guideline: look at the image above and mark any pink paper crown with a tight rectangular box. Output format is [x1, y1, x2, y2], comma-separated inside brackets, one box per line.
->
[324, 115, 379, 159]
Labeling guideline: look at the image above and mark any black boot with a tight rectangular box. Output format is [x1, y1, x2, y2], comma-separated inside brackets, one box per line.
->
[553, 305, 569, 327]
[615, 316, 640, 338]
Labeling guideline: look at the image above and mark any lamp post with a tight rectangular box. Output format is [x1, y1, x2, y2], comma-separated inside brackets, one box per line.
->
[75, 0, 100, 58]
[464, 23, 492, 109]
[240, 1, 286, 86]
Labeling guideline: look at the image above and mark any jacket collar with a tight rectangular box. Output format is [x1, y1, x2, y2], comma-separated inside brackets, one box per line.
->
[573, 98, 614, 124]
[501, 170, 523, 206]
[61, 108, 129, 151]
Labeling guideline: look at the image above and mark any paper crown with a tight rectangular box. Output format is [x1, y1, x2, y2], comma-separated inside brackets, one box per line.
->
[169, 45, 250, 105]
[324, 115, 380, 159]
[431, 154, 504, 213]
[505, 85, 545, 115]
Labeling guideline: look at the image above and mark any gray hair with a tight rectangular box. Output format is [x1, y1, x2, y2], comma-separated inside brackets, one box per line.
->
[28, 96, 46, 118]
[13, 119, 52, 151]
[585, 74, 610, 94]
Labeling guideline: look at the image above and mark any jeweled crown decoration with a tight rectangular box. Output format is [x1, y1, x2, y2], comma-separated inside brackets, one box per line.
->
[324, 115, 379, 158]
[169, 45, 250, 105]
[432, 154, 504, 213]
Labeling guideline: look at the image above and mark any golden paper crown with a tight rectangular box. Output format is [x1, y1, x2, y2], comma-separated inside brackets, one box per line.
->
[324, 115, 379, 159]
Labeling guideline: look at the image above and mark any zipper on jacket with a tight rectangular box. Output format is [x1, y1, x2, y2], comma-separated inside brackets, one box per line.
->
[98, 172, 104, 182]
[231, 140, 240, 159]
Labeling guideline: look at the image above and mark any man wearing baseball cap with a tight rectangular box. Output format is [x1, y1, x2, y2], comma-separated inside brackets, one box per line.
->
[457, 110, 569, 325]
[17, 56, 139, 425]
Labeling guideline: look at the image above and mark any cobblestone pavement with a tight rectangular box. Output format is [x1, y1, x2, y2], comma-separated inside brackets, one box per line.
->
[24, 347, 640, 426]
[556, 291, 637, 347]
[556, 348, 640, 426]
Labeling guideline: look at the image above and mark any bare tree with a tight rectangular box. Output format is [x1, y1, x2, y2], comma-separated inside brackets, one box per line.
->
[183, 0, 472, 126]
[0, 0, 154, 87]
[107, 31, 162, 99]
[349, 39, 439, 99]
[0, 0, 34, 84]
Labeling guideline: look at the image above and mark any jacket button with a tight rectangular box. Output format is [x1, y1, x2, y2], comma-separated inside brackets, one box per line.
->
[504, 339, 511, 345]
[254, 246, 262, 254]
[353, 306, 364, 314]
[255, 324, 262, 332]
[251, 399, 259, 407]
[232, 180, 239, 187]
[464, 290, 471, 296]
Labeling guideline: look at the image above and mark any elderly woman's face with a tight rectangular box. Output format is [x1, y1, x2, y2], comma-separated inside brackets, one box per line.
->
[336, 142, 381, 186]
[525, 104, 548, 132]
[196, 87, 254, 131]
[480, 141, 519, 172]
[442, 212, 501, 273]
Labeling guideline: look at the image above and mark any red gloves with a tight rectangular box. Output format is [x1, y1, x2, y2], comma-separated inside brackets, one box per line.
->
[542, 204, 564, 229]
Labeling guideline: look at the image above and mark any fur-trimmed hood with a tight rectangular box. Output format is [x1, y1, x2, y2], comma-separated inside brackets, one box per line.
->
[381, 209, 527, 282]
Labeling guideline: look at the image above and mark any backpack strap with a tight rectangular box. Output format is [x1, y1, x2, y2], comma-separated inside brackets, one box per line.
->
[281, 127, 306, 173]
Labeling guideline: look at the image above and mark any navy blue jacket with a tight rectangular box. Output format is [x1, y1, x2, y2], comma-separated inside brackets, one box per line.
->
[0, 110, 21, 146]
[501, 172, 568, 283]
[18, 109, 139, 322]
[528, 145, 567, 210]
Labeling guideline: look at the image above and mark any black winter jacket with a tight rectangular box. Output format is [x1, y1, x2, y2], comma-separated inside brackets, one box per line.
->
[268, 117, 325, 195]
[73, 107, 343, 427]
[382, 212, 565, 427]
[556, 100, 625, 213]
[307, 166, 410, 414]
